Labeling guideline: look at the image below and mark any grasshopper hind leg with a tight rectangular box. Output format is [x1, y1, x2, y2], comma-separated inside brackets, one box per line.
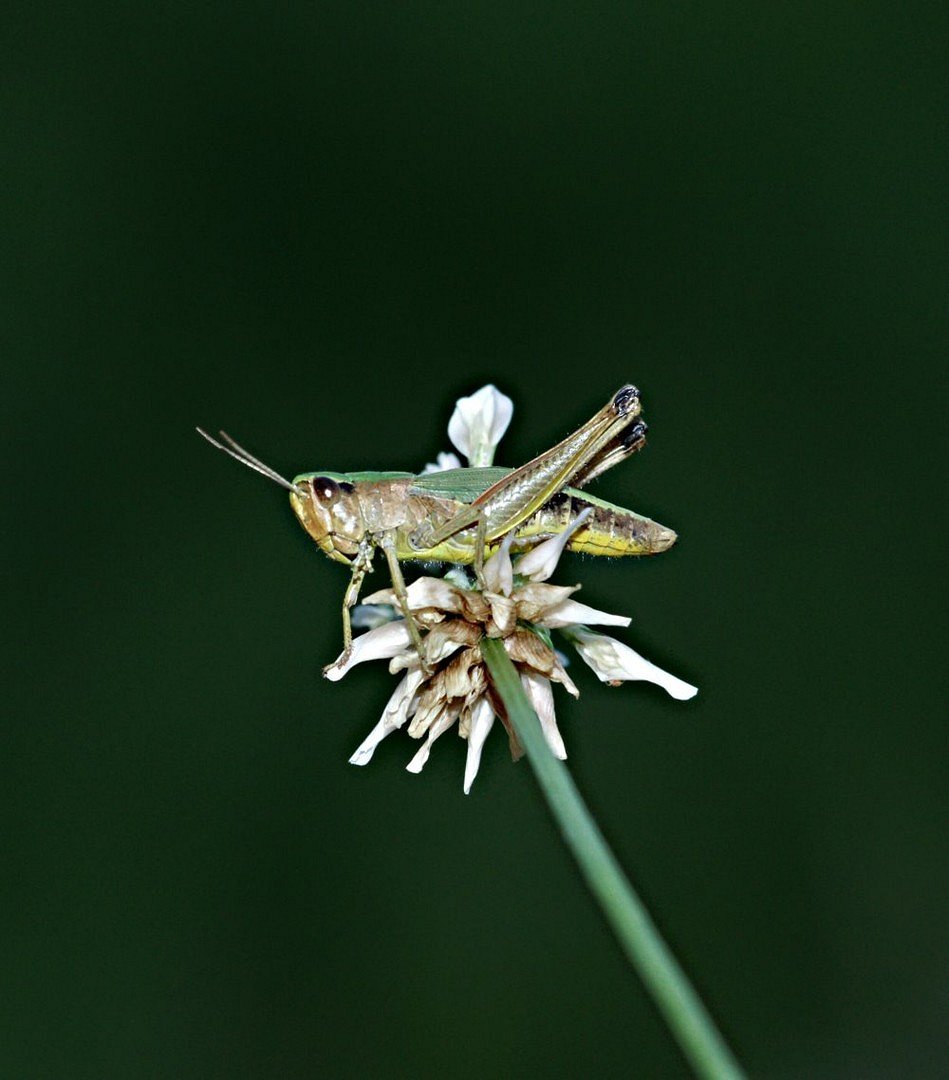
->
[472, 515, 489, 588]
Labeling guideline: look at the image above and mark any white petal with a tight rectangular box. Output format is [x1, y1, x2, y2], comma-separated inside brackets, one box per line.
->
[405, 706, 459, 774]
[482, 531, 515, 596]
[535, 598, 631, 629]
[393, 667, 427, 712]
[323, 621, 413, 682]
[348, 716, 392, 766]
[549, 655, 580, 699]
[388, 630, 466, 673]
[350, 603, 398, 630]
[516, 507, 594, 582]
[521, 671, 567, 759]
[364, 577, 464, 613]
[447, 385, 514, 467]
[485, 593, 517, 635]
[566, 627, 698, 699]
[443, 566, 474, 590]
[421, 451, 463, 474]
[348, 670, 425, 766]
[463, 697, 496, 794]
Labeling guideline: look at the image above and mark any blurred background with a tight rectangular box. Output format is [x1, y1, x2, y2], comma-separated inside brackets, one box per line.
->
[3, 3, 945, 1077]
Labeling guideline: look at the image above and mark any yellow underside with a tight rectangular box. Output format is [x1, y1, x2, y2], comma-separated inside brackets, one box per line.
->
[395, 519, 649, 563]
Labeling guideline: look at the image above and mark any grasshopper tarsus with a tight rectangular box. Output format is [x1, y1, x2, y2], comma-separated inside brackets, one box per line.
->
[322, 657, 345, 679]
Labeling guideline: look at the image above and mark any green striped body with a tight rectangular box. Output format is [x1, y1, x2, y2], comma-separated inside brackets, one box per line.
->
[291, 467, 676, 565]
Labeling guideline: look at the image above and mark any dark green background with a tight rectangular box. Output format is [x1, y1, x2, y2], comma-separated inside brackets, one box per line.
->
[4, 4, 945, 1077]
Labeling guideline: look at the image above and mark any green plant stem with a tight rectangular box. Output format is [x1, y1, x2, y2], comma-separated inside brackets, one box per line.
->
[481, 637, 745, 1080]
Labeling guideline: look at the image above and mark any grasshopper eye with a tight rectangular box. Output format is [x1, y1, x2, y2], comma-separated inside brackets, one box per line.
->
[311, 476, 339, 503]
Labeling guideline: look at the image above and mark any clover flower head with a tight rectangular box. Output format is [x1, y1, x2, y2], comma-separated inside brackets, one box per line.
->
[326, 386, 697, 792]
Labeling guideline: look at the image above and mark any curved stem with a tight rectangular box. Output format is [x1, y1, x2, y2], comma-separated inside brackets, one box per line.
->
[481, 637, 745, 1080]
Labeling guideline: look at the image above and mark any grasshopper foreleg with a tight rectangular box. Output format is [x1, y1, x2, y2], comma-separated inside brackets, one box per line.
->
[380, 532, 433, 676]
[324, 539, 375, 675]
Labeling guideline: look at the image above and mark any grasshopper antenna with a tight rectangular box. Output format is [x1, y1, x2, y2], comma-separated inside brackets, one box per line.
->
[196, 428, 305, 494]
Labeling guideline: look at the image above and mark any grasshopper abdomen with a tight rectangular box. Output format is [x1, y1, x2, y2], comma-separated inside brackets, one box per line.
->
[521, 490, 676, 557]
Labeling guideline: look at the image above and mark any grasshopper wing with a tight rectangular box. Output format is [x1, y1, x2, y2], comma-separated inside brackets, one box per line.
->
[408, 467, 511, 503]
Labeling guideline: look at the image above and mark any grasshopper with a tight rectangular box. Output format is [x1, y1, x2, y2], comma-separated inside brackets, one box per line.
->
[198, 384, 676, 675]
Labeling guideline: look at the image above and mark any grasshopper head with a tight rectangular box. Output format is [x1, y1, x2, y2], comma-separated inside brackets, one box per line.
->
[196, 430, 367, 565]
[289, 473, 366, 564]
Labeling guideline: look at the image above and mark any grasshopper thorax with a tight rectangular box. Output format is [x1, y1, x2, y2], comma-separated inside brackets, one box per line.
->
[289, 474, 366, 564]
